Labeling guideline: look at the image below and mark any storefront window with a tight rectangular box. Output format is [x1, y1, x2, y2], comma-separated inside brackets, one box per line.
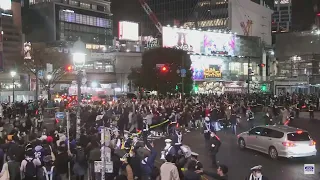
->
[229, 62, 241, 74]
[243, 63, 252, 75]
[59, 11, 112, 28]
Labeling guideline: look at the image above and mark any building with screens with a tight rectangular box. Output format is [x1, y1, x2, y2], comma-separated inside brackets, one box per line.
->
[23, 0, 113, 48]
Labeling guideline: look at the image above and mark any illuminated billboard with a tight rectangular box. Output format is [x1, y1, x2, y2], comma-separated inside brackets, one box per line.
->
[191, 55, 225, 81]
[162, 27, 236, 56]
[118, 21, 139, 41]
[0, 0, 11, 10]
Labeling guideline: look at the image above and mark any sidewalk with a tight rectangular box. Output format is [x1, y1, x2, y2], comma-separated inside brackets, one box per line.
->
[298, 112, 320, 120]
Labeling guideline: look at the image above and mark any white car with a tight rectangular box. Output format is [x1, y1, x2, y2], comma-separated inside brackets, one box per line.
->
[237, 125, 317, 159]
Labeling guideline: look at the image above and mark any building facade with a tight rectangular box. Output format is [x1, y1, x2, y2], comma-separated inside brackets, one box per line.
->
[272, 0, 292, 32]
[24, 0, 113, 47]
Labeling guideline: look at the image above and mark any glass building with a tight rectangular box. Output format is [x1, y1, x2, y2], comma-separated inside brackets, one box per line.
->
[24, 0, 113, 46]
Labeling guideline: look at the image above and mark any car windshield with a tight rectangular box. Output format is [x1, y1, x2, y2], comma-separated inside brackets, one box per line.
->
[287, 132, 310, 141]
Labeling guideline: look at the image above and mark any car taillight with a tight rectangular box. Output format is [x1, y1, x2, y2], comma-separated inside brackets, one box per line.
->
[282, 142, 296, 147]
[310, 140, 316, 146]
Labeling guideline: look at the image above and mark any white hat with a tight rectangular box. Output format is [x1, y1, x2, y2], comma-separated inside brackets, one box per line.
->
[165, 139, 172, 143]
[250, 165, 262, 171]
[191, 152, 199, 156]
[205, 117, 210, 121]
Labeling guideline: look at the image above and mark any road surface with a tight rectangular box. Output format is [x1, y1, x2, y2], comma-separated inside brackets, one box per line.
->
[151, 112, 320, 180]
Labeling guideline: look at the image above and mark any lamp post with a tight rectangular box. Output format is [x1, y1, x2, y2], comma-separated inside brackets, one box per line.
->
[72, 38, 86, 140]
[10, 71, 16, 103]
[46, 74, 52, 100]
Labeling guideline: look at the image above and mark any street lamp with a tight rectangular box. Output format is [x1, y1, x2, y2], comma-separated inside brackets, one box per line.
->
[10, 71, 16, 103]
[72, 38, 86, 140]
[46, 74, 52, 100]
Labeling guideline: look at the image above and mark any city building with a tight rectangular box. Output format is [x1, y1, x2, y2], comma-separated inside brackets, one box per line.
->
[273, 30, 320, 94]
[142, 0, 273, 45]
[0, 0, 34, 102]
[272, 0, 292, 33]
[23, 0, 113, 47]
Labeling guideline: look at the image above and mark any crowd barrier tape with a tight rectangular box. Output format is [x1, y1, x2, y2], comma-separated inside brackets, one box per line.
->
[131, 119, 170, 137]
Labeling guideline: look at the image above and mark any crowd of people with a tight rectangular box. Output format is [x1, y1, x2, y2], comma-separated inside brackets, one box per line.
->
[0, 92, 316, 180]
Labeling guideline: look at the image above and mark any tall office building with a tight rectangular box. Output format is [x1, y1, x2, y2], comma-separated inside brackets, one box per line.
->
[23, 0, 113, 49]
[0, 0, 23, 72]
[272, 0, 292, 32]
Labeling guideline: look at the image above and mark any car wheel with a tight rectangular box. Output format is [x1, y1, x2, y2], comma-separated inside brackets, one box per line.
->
[269, 146, 278, 159]
[238, 138, 246, 149]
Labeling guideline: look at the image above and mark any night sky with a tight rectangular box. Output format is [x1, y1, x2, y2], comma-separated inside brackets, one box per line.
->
[111, 0, 143, 35]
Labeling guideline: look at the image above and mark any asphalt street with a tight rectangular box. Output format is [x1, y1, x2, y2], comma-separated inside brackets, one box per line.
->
[152, 112, 320, 180]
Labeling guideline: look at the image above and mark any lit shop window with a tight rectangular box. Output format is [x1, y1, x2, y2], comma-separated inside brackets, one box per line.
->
[198, 18, 227, 27]
[92, 5, 97, 10]
[229, 62, 241, 74]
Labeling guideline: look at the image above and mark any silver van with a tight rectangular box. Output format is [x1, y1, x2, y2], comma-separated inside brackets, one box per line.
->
[237, 125, 317, 159]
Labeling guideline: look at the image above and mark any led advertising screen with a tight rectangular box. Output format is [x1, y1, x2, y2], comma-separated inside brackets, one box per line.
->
[162, 27, 202, 53]
[191, 55, 224, 81]
[118, 21, 139, 41]
[0, 0, 11, 10]
[162, 27, 236, 55]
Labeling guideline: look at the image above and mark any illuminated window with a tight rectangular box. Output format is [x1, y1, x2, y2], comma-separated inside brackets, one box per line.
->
[229, 62, 241, 74]
[80, 2, 90, 9]
[69, 0, 79, 6]
[92, 5, 97, 10]
[197, 1, 210, 7]
[198, 18, 227, 27]
[59, 11, 111, 28]
[274, 0, 290, 5]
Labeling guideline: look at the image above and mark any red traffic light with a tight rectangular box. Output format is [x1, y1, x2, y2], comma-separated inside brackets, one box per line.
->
[259, 64, 265, 67]
[66, 65, 73, 72]
[161, 66, 167, 71]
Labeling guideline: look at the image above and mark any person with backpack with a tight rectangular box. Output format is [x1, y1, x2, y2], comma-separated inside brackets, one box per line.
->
[37, 155, 61, 180]
[20, 150, 41, 180]
[72, 143, 87, 180]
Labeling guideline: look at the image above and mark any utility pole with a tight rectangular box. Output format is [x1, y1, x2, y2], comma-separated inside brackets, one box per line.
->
[247, 58, 251, 95]
[181, 54, 185, 98]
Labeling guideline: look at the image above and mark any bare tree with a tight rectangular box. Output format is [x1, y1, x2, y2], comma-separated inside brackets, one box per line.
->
[20, 43, 71, 99]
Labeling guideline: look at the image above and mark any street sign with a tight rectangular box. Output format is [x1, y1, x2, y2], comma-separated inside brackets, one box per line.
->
[55, 112, 65, 119]
[180, 69, 186, 74]
[38, 70, 44, 79]
[94, 161, 113, 173]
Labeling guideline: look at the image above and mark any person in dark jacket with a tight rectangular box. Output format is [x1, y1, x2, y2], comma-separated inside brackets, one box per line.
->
[140, 142, 157, 180]
[184, 160, 201, 180]
[196, 164, 228, 180]
[209, 132, 221, 168]
[37, 155, 61, 180]
[128, 148, 141, 179]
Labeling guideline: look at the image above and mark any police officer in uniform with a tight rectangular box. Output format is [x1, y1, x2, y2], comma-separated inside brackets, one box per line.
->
[246, 165, 269, 180]
[142, 118, 149, 144]
[203, 117, 212, 148]
[160, 139, 176, 160]
[172, 127, 183, 154]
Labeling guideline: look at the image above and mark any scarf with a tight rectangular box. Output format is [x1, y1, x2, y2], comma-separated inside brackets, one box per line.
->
[249, 173, 262, 180]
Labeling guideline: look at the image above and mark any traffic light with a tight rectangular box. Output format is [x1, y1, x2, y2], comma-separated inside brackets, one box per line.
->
[193, 84, 199, 92]
[66, 65, 73, 72]
[261, 84, 267, 92]
[161, 66, 168, 72]
[258, 63, 265, 68]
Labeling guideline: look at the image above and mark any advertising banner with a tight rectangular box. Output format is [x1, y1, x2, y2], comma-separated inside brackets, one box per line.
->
[162, 27, 236, 55]
[0, 0, 11, 10]
[191, 55, 224, 81]
[118, 21, 139, 41]
[162, 27, 201, 53]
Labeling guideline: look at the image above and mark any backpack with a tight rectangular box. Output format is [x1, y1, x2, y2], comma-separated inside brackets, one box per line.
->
[76, 149, 86, 165]
[24, 158, 36, 177]
[42, 166, 54, 180]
